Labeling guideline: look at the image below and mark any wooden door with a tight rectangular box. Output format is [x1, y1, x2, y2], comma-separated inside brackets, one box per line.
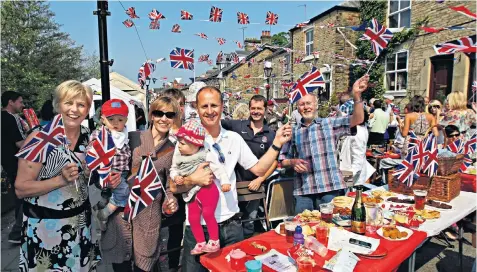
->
[430, 55, 454, 101]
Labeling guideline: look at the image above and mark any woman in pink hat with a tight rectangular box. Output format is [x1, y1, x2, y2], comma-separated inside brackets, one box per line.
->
[171, 119, 229, 254]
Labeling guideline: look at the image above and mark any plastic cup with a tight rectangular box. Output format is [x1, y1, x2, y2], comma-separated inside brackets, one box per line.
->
[413, 189, 428, 211]
[296, 256, 314, 272]
[315, 225, 328, 245]
[284, 217, 297, 243]
[245, 260, 262, 272]
[319, 203, 334, 223]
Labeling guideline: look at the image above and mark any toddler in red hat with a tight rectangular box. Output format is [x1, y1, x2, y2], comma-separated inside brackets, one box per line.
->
[88, 99, 131, 231]
[171, 119, 229, 254]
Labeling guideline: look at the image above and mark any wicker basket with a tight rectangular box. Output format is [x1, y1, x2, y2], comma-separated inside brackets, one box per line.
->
[388, 171, 461, 202]
[437, 154, 464, 176]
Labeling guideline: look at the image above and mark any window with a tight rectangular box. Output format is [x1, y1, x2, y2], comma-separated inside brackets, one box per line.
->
[305, 29, 314, 56]
[320, 69, 331, 101]
[388, 0, 411, 28]
[385, 51, 408, 92]
[283, 54, 291, 74]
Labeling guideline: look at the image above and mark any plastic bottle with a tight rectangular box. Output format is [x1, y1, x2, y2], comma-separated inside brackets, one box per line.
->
[304, 236, 328, 257]
[293, 225, 304, 246]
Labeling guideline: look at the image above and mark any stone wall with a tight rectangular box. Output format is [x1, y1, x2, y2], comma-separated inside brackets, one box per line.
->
[267, 51, 290, 99]
[291, 9, 360, 96]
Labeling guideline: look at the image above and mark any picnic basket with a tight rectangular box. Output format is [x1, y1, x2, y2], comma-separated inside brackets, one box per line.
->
[388, 171, 461, 202]
[437, 154, 464, 176]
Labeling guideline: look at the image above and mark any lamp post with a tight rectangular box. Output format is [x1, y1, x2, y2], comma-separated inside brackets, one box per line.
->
[264, 61, 273, 100]
[145, 77, 151, 115]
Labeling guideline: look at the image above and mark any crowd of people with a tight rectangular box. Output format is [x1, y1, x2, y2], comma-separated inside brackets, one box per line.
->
[1, 72, 475, 271]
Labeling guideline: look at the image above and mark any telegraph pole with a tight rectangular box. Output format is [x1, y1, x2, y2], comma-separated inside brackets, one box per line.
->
[239, 26, 247, 46]
[94, 0, 112, 102]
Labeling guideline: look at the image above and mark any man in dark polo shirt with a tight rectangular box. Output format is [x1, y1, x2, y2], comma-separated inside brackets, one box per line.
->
[222, 95, 277, 237]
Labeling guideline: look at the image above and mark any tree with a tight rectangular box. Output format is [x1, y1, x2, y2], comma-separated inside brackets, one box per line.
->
[1, 1, 100, 109]
[271, 32, 290, 47]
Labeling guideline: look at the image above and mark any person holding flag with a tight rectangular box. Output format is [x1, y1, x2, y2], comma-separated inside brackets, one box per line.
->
[279, 75, 369, 213]
[14, 81, 102, 271]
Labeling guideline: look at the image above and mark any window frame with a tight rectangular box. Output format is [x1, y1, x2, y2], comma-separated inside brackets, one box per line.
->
[305, 29, 314, 56]
[387, 0, 411, 28]
[384, 50, 409, 94]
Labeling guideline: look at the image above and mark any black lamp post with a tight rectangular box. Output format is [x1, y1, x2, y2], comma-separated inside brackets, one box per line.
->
[264, 61, 273, 100]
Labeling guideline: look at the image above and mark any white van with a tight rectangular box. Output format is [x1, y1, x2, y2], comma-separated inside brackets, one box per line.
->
[82, 78, 147, 131]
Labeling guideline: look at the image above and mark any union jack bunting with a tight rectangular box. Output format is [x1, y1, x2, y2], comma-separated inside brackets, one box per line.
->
[195, 33, 208, 40]
[123, 156, 163, 222]
[149, 20, 160, 30]
[216, 51, 223, 63]
[237, 12, 250, 24]
[207, 59, 213, 65]
[449, 6, 477, 20]
[126, 7, 139, 19]
[434, 35, 476, 54]
[295, 22, 308, 28]
[288, 66, 325, 104]
[138, 61, 156, 88]
[359, 18, 393, 56]
[327, 23, 335, 28]
[123, 19, 134, 28]
[231, 52, 239, 64]
[265, 11, 278, 25]
[85, 126, 116, 172]
[447, 138, 465, 154]
[459, 154, 473, 173]
[171, 24, 181, 33]
[209, 6, 223, 23]
[170, 47, 194, 70]
[198, 54, 209, 62]
[16, 114, 65, 163]
[421, 134, 438, 177]
[464, 133, 476, 154]
[148, 9, 165, 21]
[234, 40, 243, 49]
[294, 57, 302, 64]
[181, 10, 193, 20]
[216, 38, 226, 45]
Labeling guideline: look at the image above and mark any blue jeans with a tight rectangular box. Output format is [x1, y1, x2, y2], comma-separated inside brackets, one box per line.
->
[239, 200, 261, 238]
[294, 190, 343, 214]
[110, 171, 129, 207]
[182, 220, 243, 272]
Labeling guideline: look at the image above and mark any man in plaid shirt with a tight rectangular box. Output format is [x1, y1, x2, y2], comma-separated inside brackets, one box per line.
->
[279, 75, 369, 213]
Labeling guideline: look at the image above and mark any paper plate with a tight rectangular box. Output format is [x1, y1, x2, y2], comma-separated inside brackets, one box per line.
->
[377, 226, 413, 241]
[356, 244, 388, 259]
[239, 240, 271, 256]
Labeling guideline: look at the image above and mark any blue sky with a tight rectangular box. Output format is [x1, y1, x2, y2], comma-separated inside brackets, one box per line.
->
[49, 1, 341, 88]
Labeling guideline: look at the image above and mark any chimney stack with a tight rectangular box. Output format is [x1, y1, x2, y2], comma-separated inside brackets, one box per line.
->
[260, 30, 271, 45]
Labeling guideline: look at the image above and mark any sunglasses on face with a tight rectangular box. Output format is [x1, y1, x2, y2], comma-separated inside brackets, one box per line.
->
[431, 105, 441, 109]
[449, 133, 460, 138]
[151, 110, 176, 119]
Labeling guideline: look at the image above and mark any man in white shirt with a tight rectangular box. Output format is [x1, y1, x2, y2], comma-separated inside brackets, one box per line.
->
[170, 86, 292, 271]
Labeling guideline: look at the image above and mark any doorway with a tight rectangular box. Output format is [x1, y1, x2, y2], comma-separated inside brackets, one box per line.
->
[429, 54, 454, 101]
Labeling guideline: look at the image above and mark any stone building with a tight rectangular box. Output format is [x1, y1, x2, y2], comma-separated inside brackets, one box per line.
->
[387, 0, 476, 103]
[289, 2, 361, 101]
[263, 47, 292, 99]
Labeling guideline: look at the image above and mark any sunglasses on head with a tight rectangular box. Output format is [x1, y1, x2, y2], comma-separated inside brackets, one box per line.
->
[152, 110, 176, 119]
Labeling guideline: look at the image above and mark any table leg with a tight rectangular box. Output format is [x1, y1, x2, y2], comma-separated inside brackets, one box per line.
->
[407, 251, 416, 272]
[459, 221, 464, 272]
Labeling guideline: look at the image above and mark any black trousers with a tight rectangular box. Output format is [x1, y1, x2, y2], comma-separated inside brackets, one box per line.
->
[112, 261, 145, 272]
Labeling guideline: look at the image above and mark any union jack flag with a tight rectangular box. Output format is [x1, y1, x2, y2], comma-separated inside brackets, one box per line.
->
[393, 153, 418, 186]
[126, 7, 139, 19]
[288, 66, 325, 103]
[123, 156, 163, 222]
[170, 47, 194, 70]
[195, 33, 208, 40]
[465, 133, 476, 154]
[434, 35, 476, 55]
[450, 6, 477, 20]
[123, 19, 134, 28]
[171, 24, 181, 33]
[16, 114, 65, 163]
[148, 9, 165, 21]
[216, 51, 223, 63]
[295, 22, 308, 28]
[294, 57, 302, 64]
[265, 11, 279, 25]
[216, 38, 226, 45]
[459, 154, 473, 173]
[447, 138, 465, 154]
[149, 20, 160, 30]
[421, 134, 438, 177]
[359, 18, 393, 56]
[231, 52, 239, 64]
[237, 12, 250, 24]
[234, 40, 243, 49]
[181, 10, 193, 20]
[96, 164, 113, 188]
[209, 6, 223, 22]
[198, 54, 209, 62]
[137, 61, 156, 88]
[207, 59, 213, 65]
[85, 126, 116, 173]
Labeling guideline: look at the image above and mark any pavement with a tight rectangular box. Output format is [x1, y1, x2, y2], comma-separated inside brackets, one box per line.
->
[1, 194, 475, 271]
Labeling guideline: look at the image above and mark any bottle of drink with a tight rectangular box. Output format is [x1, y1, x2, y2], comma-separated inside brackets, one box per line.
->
[351, 186, 366, 235]
[293, 225, 305, 246]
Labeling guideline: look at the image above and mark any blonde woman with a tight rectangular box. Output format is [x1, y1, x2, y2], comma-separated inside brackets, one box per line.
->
[15, 81, 102, 271]
[428, 100, 445, 146]
[440, 91, 476, 140]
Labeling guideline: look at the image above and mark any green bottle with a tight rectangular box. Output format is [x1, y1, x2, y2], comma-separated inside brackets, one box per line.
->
[351, 186, 366, 235]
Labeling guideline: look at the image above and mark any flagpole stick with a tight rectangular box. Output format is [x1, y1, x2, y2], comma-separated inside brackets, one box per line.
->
[65, 138, 79, 192]
[365, 55, 379, 75]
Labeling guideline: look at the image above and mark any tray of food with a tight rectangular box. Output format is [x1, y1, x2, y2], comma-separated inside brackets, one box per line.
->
[294, 209, 321, 223]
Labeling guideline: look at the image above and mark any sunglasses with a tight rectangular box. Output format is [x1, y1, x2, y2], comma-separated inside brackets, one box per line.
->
[212, 143, 226, 164]
[449, 133, 460, 138]
[151, 110, 176, 119]
[431, 105, 441, 109]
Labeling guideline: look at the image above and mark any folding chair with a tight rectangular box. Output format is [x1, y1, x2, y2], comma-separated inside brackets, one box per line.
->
[266, 177, 295, 226]
[236, 181, 270, 231]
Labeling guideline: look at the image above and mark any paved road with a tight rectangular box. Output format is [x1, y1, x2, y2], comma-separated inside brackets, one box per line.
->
[2, 192, 475, 271]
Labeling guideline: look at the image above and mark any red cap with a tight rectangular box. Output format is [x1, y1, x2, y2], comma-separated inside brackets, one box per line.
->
[102, 99, 129, 117]
[267, 100, 274, 106]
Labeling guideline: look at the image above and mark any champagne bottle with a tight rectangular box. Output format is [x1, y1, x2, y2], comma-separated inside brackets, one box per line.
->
[351, 186, 366, 235]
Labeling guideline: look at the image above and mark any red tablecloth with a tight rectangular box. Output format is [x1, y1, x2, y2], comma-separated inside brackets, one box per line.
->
[201, 229, 427, 272]
[460, 173, 476, 192]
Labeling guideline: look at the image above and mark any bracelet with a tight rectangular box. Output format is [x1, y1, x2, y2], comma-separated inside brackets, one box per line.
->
[271, 144, 281, 151]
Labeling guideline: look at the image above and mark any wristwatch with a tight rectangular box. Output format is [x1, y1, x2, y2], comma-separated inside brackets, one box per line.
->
[271, 144, 281, 151]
